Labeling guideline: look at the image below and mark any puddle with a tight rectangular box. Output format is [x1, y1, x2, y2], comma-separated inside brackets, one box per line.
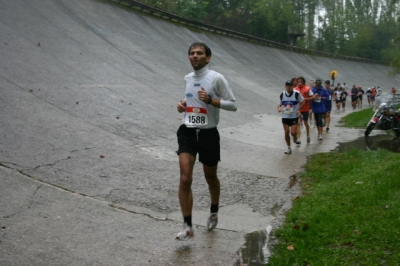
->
[336, 134, 400, 153]
[234, 134, 400, 266]
[236, 225, 273, 266]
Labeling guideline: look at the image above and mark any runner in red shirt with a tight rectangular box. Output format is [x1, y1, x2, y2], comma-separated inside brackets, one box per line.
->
[294, 76, 316, 144]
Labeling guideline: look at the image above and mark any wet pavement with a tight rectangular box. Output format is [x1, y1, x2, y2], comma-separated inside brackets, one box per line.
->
[337, 134, 400, 153]
[1, 0, 400, 265]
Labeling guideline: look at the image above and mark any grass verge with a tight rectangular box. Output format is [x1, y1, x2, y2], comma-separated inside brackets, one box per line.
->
[268, 111, 400, 265]
[338, 107, 374, 128]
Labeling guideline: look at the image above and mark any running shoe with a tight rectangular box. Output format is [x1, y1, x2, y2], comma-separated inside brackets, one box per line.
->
[207, 213, 218, 231]
[326, 127, 329, 131]
[284, 148, 292, 154]
[295, 141, 301, 145]
[176, 223, 194, 240]
[318, 135, 323, 141]
[307, 136, 310, 144]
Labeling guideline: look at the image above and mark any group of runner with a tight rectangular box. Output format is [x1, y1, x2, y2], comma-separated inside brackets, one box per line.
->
[174, 42, 394, 240]
[278, 77, 334, 154]
[278, 79, 389, 154]
[333, 83, 366, 112]
[333, 83, 349, 112]
[332, 83, 380, 111]
[365, 86, 379, 106]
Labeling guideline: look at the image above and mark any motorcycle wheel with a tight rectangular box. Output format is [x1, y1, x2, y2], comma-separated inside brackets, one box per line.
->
[365, 123, 375, 137]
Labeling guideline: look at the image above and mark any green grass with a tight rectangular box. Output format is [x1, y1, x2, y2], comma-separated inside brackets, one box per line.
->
[339, 103, 400, 129]
[268, 110, 400, 265]
[338, 107, 374, 128]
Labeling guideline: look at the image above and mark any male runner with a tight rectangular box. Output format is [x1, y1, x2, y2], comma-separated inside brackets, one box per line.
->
[278, 80, 304, 154]
[295, 77, 314, 144]
[175, 42, 237, 240]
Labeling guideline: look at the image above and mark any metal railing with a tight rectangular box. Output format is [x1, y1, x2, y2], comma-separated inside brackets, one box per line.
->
[109, 0, 389, 65]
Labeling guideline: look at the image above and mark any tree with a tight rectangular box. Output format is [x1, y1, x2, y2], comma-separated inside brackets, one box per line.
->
[134, 0, 400, 62]
[384, 36, 400, 75]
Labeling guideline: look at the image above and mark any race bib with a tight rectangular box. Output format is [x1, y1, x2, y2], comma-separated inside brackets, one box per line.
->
[185, 107, 208, 127]
[283, 103, 294, 114]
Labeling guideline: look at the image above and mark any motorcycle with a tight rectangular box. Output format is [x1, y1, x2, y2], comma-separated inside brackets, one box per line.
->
[364, 92, 400, 137]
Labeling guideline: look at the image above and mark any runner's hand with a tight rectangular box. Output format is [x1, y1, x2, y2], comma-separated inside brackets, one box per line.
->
[177, 100, 186, 113]
[198, 87, 208, 103]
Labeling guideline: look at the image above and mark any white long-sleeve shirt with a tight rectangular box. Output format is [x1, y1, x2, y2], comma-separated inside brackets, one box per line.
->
[183, 67, 237, 128]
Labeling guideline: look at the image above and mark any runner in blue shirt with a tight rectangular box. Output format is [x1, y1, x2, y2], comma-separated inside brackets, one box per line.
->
[311, 79, 328, 141]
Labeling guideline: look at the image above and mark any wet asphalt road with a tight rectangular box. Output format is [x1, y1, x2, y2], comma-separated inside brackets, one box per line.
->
[1, 0, 399, 265]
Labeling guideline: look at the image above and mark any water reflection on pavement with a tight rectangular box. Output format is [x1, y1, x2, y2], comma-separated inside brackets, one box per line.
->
[236, 133, 400, 266]
[337, 134, 400, 153]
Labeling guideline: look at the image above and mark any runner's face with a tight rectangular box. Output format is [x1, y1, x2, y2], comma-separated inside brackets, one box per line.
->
[285, 84, 293, 92]
[297, 79, 304, 87]
[189, 46, 210, 70]
[309, 81, 315, 87]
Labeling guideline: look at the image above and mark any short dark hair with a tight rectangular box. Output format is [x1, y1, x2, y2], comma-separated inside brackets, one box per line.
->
[285, 80, 293, 86]
[188, 42, 212, 57]
[325, 80, 330, 84]
[315, 79, 322, 85]
[297, 76, 306, 83]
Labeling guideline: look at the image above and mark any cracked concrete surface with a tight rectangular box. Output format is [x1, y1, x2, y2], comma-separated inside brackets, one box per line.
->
[1, 0, 400, 265]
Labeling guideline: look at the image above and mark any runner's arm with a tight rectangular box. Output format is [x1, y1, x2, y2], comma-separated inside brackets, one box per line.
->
[213, 74, 238, 112]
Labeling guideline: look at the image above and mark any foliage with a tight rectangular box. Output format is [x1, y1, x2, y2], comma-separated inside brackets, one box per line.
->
[387, 36, 400, 75]
[136, 0, 400, 62]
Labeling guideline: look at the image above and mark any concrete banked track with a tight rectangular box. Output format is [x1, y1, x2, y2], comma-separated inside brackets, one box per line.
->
[1, 0, 399, 265]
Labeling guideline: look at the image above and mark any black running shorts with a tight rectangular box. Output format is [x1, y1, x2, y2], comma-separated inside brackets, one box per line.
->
[176, 124, 220, 166]
[282, 118, 298, 126]
[301, 112, 309, 121]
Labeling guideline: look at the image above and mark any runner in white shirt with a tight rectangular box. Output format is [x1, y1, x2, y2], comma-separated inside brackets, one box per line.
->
[278, 80, 304, 154]
[175, 42, 237, 240]
[334, 87, 343, 112]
